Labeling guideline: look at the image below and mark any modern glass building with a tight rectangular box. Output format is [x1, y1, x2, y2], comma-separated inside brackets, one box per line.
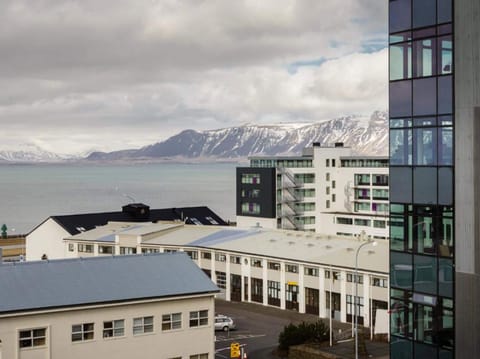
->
[389, 0, 480, 358]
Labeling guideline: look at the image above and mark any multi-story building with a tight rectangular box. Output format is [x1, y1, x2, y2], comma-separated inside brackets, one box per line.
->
[59, 221, 390, 333]
[236, 143, 389, 239]
[0, 253, 219, 359]
[388, 0, 480, 357]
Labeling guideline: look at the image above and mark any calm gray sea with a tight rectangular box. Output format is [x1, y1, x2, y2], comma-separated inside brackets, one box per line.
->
[0, 162, 239, 234]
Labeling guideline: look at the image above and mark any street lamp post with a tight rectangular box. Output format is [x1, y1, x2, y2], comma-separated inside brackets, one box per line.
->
[354, 239, 377, 359]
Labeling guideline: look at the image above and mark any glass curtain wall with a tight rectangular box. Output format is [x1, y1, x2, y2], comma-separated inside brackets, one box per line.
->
[389, 0, 454, 358]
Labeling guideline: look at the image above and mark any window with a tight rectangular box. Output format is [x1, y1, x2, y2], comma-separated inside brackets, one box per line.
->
[332, 159, 336, 167]
[347, 273, 364, 284]
[201, 252, 211, 260]
[216, 271, 226, 289]
[162, 313, 182, 331]
[326, 187, 330, 195]
[78, 244, 93, 253]
[251, 258, 263, 268]
[355, 174, 370, 185]
[68, 243, 75, 252]
[326, 173, 330, 181]
[326, 200, 330, 209]
[372, 277, 388, 288]
[332, 180, 336, 189]
[267, 280, 281, 306]
[186, 250, 198, 259]
[190, 354, 208, 359]
[99, 245, 113, 254]
[103, 320, 124, 338]
[374, 220, 387, 228]
[241, 173, 261, 184]
[120, 247, 136, 255]
[230, 255, 241, 264]
[19, 328, 46, 348]
[332, 194, 336, 202]
[286, 264, 298, 273]
[72, 323, 94, 342]
[141, 248, 160, 254]
[268, 261, 280, 270]
[133, 316, 154, 335]
[354, 219, 371, 227]
[241, 202, 261, 215]
[189, 310, 208, 327]
[215, 253, 226, 262]
[337, 217, 353, 225]
[241, 189, 260, 199]
[326, 159, 330, 167]
[304, 267, 319, 277]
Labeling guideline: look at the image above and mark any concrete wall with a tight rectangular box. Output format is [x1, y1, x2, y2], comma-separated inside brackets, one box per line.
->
[26, 218, 70, 261]
[455, 0, 480, 357]
[0, 295, 215, 359]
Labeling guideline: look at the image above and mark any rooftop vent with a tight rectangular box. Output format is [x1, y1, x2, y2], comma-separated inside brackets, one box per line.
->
[334, 142, 344, 147]
[122, 203, 150, 220]
[313, 142, 321, 147]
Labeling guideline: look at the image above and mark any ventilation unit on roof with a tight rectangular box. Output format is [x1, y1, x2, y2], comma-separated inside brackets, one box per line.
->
[122, 203, 150, 220]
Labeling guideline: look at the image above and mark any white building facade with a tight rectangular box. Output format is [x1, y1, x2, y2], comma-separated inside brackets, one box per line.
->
[236, 143, 389, 240]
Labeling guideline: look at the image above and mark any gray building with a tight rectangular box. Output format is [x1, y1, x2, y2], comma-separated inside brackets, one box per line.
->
[389, 0, 479, 357]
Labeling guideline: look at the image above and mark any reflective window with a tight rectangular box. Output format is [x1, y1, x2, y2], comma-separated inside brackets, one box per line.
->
[389, 0, 411, 33]
[391, 336, 413, 359]
[438, 258, 454, 297]
[438, 127, 453, 165]
[414, 341, 437, 356]
[438, 206, 454, 255]
[391, 251, 413, 289]
[413, 0, 436, 29]
[390, 128, 413, 165]
[390, 167, 412, 203]
[391, 42, 412, 80]
[413, 78, 437, 116]
[438, 75, 453, 114]
[414, 210, 434, 255]
[438, 298, 454, 349]
[437, 0, 452, 24]
[414, 127, 436, 165]
[413, 167, 437, 204]
[413, 39, 436, 77]
[390, 80, 412, 117]
[438, 168, 453, 205]
[438, 36, 453, 74]
[414, 255, 437, 294]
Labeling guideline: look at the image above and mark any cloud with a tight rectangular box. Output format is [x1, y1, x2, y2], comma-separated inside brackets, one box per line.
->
[0, 0, 387, 154]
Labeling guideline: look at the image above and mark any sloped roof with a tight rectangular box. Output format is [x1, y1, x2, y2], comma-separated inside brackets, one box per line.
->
[43, 205, 227, 235]
[0, 253, 219, 315]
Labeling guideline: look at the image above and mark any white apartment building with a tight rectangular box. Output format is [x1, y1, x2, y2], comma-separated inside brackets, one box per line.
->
[0, 253, 219, 359]
[59, 222, 389, 332]
[236, 143, 389, 239]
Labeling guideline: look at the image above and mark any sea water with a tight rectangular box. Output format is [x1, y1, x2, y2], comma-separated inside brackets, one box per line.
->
[0, 162, 239, 234]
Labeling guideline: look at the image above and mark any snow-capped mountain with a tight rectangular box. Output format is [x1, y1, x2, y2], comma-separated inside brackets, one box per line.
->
[0, 144, 76, 163]
[87, 111, 388, 161]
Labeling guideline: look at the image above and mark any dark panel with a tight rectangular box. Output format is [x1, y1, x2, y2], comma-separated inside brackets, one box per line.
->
[390, 80, 412, 117]
[390, 0, 412, 33]
[413, 0, 436, 28]
[413, 167, 437, 204]
[438, 167, 453, 204]
[236, 167, 276, 218]
[390, 167, 413, 203]
[413, 78, 437, 116]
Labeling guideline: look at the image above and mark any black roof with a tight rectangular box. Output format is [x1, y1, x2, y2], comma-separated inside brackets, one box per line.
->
[42, 204, 228, 235]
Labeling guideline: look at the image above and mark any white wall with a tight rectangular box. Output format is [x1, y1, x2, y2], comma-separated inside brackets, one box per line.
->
[26, 219, 70, 261]
[0, 296, 215, 359]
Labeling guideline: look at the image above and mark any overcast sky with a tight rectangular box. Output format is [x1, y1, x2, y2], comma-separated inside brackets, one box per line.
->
[0, 0, 388, 155]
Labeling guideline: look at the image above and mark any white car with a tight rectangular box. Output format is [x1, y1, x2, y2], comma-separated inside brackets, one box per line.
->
[214, 315, 236, 331]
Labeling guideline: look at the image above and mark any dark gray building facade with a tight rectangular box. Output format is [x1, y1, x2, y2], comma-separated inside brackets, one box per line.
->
[389, 0, 480, 357]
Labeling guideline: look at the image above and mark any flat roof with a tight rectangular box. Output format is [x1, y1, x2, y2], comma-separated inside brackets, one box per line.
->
[67, 224, 388, 274]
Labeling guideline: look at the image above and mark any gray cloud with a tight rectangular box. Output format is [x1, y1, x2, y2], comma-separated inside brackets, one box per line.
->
[0, 0, 387, 154]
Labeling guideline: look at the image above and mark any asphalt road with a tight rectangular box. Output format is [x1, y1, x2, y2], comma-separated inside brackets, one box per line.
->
[214, 299, 389, 359]
[214, 299, 343, 359]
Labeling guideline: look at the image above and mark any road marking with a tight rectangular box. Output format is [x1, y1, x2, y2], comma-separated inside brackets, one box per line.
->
[215, 333, 266, 342]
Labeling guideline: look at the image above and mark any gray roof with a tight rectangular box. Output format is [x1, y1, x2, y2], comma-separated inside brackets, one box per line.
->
[0, 253, 219, 315]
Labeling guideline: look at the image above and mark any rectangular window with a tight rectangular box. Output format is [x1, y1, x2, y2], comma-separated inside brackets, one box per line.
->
[99, 245, 113, 254]
[186, 250, 198, 260]
[72, 323, 94, 342]
[347, 273, 364, 284]
[241, 202, 261, 215]
[201, 252, 211, 260]
[215, 271, 226, 289]
[189, 310, 209, 327]
[251, 258, 263, 268]
[332, 194, 336, 202]
[230, 255, 241, 264]
[337, 217, 353, 225]
[326, 173, 330, 181]
[332, 180, 336, 189]
[268, 261, 280, 270]
[141, 247, 160, 254]
[162, 313, 182, 331]
[332, 159, 336, 167]
[304, 267, 319, 277]
[68, 243, 75, 252]
[354, 219, 371, 227]
[133, 316, 154, 335]
[78, 244, 93, 253]
[190, 354, 208, 359]
[103, 320, 124, 338]
[326, 159, 330, 167]
[19, 328, 46, 348]
[241, 173, 261, 184]
[215, 253, 226, 262]
[286, 264, 298, 273]
[372, 277, 388, 288]
[326, 200, 330, 209]
[355, 174, 370, 185]
[120, 247, 136, 255]
[374, 220, 387, 228]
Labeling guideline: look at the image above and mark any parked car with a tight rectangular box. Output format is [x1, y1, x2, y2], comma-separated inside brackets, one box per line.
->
[215, 314, 236, 331]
